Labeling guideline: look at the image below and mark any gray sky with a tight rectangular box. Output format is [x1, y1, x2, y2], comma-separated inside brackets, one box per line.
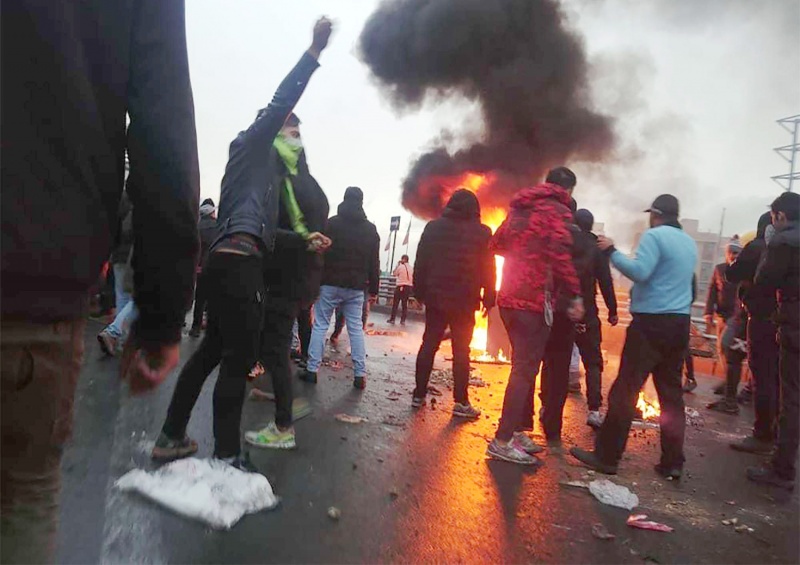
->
[186, 0, 799, 261]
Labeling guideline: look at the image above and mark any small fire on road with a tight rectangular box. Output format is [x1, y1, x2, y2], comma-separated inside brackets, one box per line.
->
[636, 391, 661, 421]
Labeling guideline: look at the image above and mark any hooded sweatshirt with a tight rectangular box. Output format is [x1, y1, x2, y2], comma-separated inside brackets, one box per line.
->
[491, 182, 580, 312]
[756, 219, 800, 345]
[321, 187, 380, 294]
[726, 212, 776, 320]
[414, 189, 495, 313]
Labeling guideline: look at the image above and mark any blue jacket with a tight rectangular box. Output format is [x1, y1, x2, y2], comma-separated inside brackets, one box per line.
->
[611, 225, 697, 315]
[214, 53, 319, 252]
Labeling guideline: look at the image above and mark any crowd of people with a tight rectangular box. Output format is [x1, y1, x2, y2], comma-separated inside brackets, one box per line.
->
[2, 2, 798, 563]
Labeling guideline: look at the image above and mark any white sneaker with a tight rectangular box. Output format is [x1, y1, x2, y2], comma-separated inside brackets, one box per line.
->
[586, 411, 604, 429]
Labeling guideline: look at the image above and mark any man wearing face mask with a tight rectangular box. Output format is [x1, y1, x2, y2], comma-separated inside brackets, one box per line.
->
[245, 113, 330, 450]
[152, 18, 334, 471]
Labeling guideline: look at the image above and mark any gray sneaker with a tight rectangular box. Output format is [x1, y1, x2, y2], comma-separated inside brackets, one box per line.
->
[486, 438, 540, 465]
[453, 403, 481, 419]
[586, 411, 604, 429]
[512, 432, 544, 454]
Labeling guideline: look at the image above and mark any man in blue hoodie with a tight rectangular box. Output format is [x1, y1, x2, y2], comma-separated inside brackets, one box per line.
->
[570, 194, 697, 479]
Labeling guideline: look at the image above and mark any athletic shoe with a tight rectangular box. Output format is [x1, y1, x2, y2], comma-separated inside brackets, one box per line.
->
[713, 382, 725, 395]
[188, 325, 201, 338]
[453, 403, 481, 419]
[353, 376, 367, 390]
[730, 436, 774, 455]
[486, 439, 540, 465]
[387, 318, 396, 325]
[245, 422, 296, 450]
[569, 447, 618, 475]
[97, 330, 117, 357]
[654, 463, 682, 480]
[217, 453, 259, 474]
[682, 378, 698, 393]
[747, 465, 795, 490]
[411, 396, 426, 409]
[151, 432, 198, 462]
[298, 369, 318, 384]
[706, 399, 739, 415]
[586, 411, 604, 429]
[512, 432, 544, 454]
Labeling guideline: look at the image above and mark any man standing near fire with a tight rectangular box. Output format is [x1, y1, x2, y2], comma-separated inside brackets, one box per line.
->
[570, 194, 697, 479]
[486, 167, 584, 465]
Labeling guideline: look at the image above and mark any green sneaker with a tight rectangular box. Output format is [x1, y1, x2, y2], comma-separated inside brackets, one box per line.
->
[245, 422, 296, 450]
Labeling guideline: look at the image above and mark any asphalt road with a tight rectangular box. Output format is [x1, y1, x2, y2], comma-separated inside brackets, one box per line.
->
[56, 316, 798, 564]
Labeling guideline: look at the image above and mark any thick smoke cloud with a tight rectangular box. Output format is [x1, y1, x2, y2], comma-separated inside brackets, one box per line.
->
[359, 0, 615, 219]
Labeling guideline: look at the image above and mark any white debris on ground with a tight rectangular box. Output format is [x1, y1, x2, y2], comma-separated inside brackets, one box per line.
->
[588, 479, 639, 510]
[429, 366, 488, 390]
[115, 458, 279, 529]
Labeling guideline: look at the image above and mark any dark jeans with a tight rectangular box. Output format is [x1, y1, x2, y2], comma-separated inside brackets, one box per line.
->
[684, 352, 695, 380]
[748, 316, 779, 441]
[191, 269, 208, 329]
[539, 312, 576, 440]
[259, 297, 297, 428]
[773, 321, 799, 479]
[576, 315, 603, 411]
[162, 252, 264, 458]
[413, 307, 475, 405]
[389, 285, 412, 323]
[595, 313, 690, 469]
[1, 318, 86, 564]
[297, 307, 312, 359]
[496, 308, 551, 442]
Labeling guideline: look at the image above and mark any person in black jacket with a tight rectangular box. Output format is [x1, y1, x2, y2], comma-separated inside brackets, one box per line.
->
[411, 190, 496, 418]
[1, 1, 199, 562]
[245, 114, 330, 450]
[705, 241, 742, 382]
[727, 212, 778, 454]
[189, 198, 219, 337]
[572, 209, 618, 428]
[153, 18, 333, 470]
[300, 186, 380, 389]
[748, 192, 800, 490]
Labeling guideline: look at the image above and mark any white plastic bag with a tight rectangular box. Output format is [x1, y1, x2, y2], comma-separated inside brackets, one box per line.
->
[588, 479, 639, 510]
[115, 458, 279, 529]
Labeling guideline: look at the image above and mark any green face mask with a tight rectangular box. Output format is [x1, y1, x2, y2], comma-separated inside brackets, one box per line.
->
[273, 134, 302, 175]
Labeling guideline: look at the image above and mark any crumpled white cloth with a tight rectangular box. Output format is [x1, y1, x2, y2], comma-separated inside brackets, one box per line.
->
[115, 457, 279, 529]
[588, 479, 639, 510]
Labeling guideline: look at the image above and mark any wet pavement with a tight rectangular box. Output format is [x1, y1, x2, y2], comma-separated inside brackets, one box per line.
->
[57, 315, 798, 564]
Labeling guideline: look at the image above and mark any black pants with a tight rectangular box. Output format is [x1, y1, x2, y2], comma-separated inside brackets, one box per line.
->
[297, 307, 312, 360]
[191, 270, 208, 329]
[773, 320, 799, 479]
[722, 316, 747, 403]
[496, 308, 551, 441]
[595, 313, 689, 468]
[748, 316, 779, 441]
[539, 313, 576, 441]
[390, 286, 412, 323]
[413, 306, 475, 404]
[684, 352, 695, 381]
[576, 315, 604, 411]
[162, 252, 264, 458]
[259, 297, 297, 428]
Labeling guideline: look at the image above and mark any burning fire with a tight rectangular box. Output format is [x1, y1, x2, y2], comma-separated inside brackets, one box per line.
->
[636, 391, 661, 421]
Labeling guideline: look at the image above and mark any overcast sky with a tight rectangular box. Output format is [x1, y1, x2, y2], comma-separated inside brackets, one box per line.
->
[186, 0, 799, 261]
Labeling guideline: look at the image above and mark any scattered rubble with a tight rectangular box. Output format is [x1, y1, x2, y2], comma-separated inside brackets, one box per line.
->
[334, 414, 368, 424]
[429, 367, 488, 390]
[327, 506, 341, 520]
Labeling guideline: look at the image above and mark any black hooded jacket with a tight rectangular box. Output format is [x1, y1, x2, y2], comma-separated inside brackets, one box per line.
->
[414, 190, 496, 313]
[572, 231, 617, 319]
[263, 150, 330, 307]
[756, 220, 800, 346]
[322, 189, 380, 295]
[725, 212, 776, 321]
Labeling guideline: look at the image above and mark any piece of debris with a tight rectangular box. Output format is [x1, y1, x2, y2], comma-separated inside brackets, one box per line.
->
[685, 407, 704, 426]
[389, 488, 400, 500]
[322, 359, 344, 371]
[552, 524, 572, 531]
[382, 415, 407, 428]
[626, 515, 673, 533]
[591, 523, 616, 540]
[248, 389, 275, 401]
[559, 480, 590, 490]
[387, 390, 403, 401]
[327, 506, 341, 520]
[722, 518, 739, 526]
[334, 414, 368, 424]
[365, 328, 403, 337]
[589, 479, 639, 510]
[734, 524, 754, 533]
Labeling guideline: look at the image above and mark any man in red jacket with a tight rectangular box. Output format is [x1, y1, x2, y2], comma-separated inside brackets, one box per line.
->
[486, 167, 584, 465]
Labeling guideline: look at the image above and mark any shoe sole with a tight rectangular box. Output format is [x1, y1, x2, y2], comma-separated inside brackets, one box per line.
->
[486, 448, 538, 465]
[453, 411, 481, 419]
[245, 434, 297, 450]
[151, 444, 198, 462]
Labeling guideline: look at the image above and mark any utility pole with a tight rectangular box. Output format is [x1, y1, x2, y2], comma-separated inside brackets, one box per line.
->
[773, 114, 800, 192]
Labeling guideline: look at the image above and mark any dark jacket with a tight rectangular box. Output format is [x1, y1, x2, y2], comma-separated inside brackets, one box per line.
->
[197, 213, 219, 271]
[491, 183, 580, 312]
[414, 190, 496, 313]
[214, 53, 319, 253]
[2, 0, 199, 345]
[756, 221, 800, 348]
[704, 262, 738, 319]
[726, 216, 776, 321]
[573, 228, 617, 319]
[263, 150, 330, 308]
[322, 195, 380, 295]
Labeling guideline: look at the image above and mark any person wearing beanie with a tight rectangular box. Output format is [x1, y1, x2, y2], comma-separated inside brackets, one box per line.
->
[571, 194, 697, 479]
[300, 186, 380, 390]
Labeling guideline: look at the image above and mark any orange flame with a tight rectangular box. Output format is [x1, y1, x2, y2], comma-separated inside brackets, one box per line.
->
[636, 391, 661, 420]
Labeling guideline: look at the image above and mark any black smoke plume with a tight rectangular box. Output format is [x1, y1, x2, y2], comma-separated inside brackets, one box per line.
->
[359, 0, 615, 219]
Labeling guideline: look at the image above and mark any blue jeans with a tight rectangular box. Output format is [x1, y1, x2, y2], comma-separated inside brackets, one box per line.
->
[113, 263, 132, 313]
[308, 286, 366, 377]
[106, 300, 138, 339]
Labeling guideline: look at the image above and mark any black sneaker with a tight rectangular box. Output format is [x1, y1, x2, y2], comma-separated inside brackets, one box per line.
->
[217, 452, 259, 474]
[706, 400, 739, 415]
[387, 318, 396, 325]
[747, 466, 795, 490]
[298, 369, 318, 384]
[353, 376, 366, 390]
[151, 432, 199, 462]
[731, 436, 774, 455]
[654, 463, 682, 480]
[188, 325, 201, 338]
[569, 447, 618, 475]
